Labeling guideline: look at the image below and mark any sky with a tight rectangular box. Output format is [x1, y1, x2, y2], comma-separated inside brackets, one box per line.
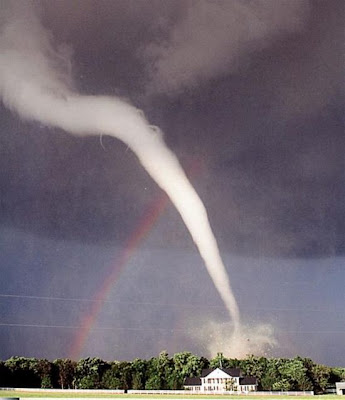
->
[0, 0, 344, 366]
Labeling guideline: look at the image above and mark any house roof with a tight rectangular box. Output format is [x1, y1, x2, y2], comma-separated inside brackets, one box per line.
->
[184, 376, 201, 386]
[184, 368, 257, 388]
[201, 367, 242, 378]
[240, 376, 257, 385]
[336, 382, 345, 389]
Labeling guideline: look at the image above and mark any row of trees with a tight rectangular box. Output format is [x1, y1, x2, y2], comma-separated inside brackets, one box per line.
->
[1, 352, 344, 393]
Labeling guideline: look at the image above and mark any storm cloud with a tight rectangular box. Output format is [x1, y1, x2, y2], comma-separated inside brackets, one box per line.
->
[0, 0, 344, 364]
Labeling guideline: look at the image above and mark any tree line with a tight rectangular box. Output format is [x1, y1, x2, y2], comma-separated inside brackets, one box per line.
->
[0, 352, 344, 393]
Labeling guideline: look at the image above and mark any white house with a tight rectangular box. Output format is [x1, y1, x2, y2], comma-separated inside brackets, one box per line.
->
[184, 367, 257, 393]
[336, 382, 345, 395]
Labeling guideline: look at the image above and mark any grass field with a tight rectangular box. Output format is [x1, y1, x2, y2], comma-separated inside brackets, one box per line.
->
[0, 390, 339, 400]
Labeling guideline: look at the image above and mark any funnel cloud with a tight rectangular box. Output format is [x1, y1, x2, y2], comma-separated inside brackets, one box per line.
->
[0, 0, 344, 364]
[0, 1, 242, 346]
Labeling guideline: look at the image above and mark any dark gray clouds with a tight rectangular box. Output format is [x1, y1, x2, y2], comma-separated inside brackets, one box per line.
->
[0, 0, 344, 364]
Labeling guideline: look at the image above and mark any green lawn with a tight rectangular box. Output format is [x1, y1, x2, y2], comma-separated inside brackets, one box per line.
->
[0, 391, 339, 399]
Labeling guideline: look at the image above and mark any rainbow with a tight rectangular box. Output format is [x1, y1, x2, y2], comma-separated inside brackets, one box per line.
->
[68, 194, 169, 360]
[68, 160, 202, 360]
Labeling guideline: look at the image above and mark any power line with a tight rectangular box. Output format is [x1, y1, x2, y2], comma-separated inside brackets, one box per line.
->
[0, 293, 343, 313]
[0, 322, 344, 334]
[0, 322, 187, 332]
[0, 293, 96, 303]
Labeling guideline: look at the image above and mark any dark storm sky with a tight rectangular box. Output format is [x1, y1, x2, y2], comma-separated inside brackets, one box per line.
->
[0, 0, 344, 365]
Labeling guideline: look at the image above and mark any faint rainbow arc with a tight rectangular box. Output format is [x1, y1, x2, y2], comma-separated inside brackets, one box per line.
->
[69, 194, 169, 360]
[68, 161, 202, 360]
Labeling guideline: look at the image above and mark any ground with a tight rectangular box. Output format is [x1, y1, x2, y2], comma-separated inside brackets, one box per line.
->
[0, 389, 339, 399]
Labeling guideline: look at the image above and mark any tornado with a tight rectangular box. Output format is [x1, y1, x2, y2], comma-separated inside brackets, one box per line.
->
[0, 2, 241, 334]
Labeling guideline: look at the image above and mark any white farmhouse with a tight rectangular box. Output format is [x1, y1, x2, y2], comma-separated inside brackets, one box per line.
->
[184, 367, 257, 393]
[336, 382, 345, 395]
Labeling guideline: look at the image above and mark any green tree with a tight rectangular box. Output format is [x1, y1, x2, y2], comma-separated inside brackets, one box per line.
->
[145, 351, 173, 389]
[272, 378, 291, 391]
[278, 358, 311, 390]
[100, 362, 122, 389]
[330, 367, 345, 384]
[260, 358, 283, 390]
[169, 352, 206, 389]
[0, 360, 11, 387]
[240, 355, 268, 388]
[5, 357, 40, 388]
[131, 358, 148, 389]
[311, 364, 331, 393]
[210, 352, 232, 369]
[118, 361, 133, 390]
[145, 374, 161, 390]
[53, 359, 76, 389]
[36, 359, 53, 388]
[296, 357, 315, 389]
[75, 357, 109, 389]
[1, 352, 338, 392]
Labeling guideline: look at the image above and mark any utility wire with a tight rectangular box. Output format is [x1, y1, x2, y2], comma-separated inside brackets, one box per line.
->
[0, 293, 342, 313]
[0, 322, 344, 334]
[0, 322, 188, 332]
